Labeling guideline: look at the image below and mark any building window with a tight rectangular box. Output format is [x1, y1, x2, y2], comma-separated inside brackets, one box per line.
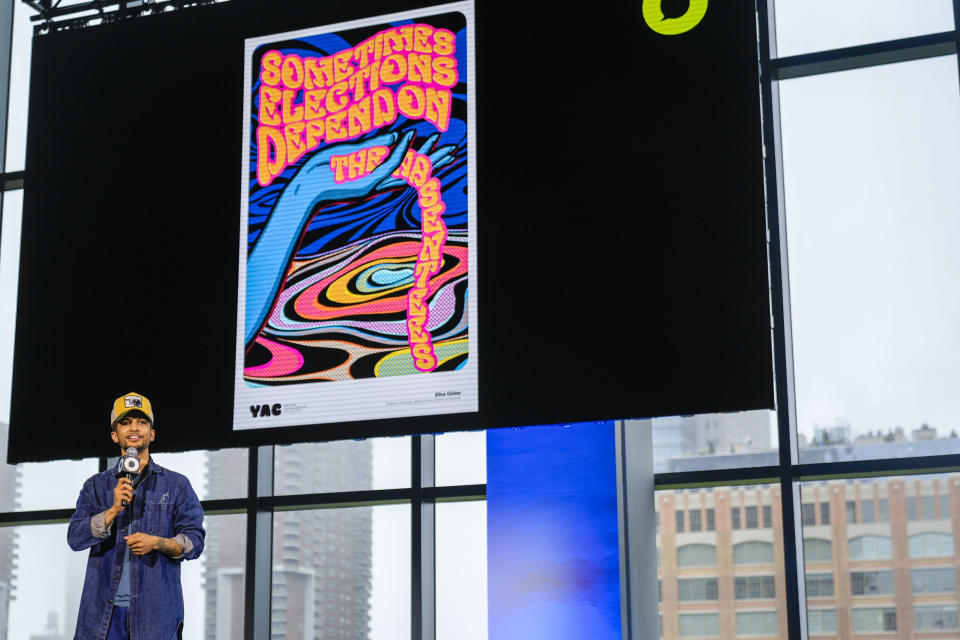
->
[878, 498, 890, 522]
[735, 611, 778, 636]
[820, 502, 830, 525]
[940, 494, 952, 519]
[845, 500, 856, 523]
[735, 575, 776, 599]
[678, 613, 720, 638]
[732, 506, 741, 530]
[806, 573, 834, 598]
[677, 544, 717, 567]
[745, 505, 758, 529]
[689, 509, 702, 532]
[850, 570, 895, 596]
[848, 535, 893, 560]
[911, 567, 956, 593]
[801, 503, 815, 526]
[762, 505, 772, 528]
[921, 495, 937, 519]
[909, 532, 954, 558]
[852, 608, 897, 633]
[913, 605, 960, 631]
[676, 510, 685, 532]
[804, 538, 832, 562]
[915, 605, 959, 631]
[678, 578, 718, 601]
[906, 496, 918, 520]
[807, 609, 837, 635]
[733, 541, 774, 564]
[706, 508, 715, 532]
[271, 504, 405, 640]
[861, 499, 875, 523]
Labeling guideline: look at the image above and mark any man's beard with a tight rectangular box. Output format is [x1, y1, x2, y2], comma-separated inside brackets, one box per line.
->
[127, 440, 150, 453]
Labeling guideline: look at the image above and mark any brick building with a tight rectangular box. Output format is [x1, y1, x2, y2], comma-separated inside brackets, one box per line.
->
[658, 470, 960, 639]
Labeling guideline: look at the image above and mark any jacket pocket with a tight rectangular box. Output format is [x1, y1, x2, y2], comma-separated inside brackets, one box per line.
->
[145, 501, 173, 537]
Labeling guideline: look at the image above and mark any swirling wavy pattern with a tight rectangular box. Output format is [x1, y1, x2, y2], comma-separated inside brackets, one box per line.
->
[245, 231, 468, 384]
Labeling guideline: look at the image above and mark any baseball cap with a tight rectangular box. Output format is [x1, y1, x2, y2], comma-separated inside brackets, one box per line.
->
[110, 392, 154, 426]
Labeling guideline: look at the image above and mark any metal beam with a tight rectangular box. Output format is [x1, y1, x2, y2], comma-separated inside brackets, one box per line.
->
[22, 0, 215, 33]
[0, 0, 14, 261]
[244, 445, 273, 640]
[412, 435, 436, 640]
[773, 31, 957, 80]
[617, 419, 657, 640]
[654, 466, 781, 490]
[759, 1, 806, 639]
[0, 507, 73, 525]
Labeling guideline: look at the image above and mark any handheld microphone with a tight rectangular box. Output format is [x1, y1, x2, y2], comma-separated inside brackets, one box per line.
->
[120, 446, 141, 508]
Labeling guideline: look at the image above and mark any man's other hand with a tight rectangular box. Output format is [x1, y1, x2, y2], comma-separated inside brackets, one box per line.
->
[125, 532, 183, 557]
[124, 532, 159, 555]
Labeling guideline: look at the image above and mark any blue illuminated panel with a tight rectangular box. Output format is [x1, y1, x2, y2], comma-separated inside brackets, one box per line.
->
[487, 422, 621, 639]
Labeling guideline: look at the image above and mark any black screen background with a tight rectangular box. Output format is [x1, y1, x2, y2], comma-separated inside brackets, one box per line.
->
[9, 0, 773, 462]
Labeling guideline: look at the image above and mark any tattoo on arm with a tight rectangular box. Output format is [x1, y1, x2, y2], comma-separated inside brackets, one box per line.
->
[156, 537, 183, 557]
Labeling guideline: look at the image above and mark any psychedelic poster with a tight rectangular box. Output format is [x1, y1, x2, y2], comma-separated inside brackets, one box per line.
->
[234, 3, 477, 430]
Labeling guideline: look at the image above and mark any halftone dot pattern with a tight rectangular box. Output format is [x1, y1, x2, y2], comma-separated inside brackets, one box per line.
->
[234, 2, 479, 430]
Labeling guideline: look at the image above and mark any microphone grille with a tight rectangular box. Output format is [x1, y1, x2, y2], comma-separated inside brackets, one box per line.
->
[125, 447, 137, 457]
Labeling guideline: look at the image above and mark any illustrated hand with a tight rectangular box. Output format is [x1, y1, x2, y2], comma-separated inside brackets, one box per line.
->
[287, 130, 417, 204]
[109, 477, 133, 516]
[249, 131, 456, 348]
[125, 532, 160, 556]
[245, 130, 439, 347]
[375, 133, 458, 190]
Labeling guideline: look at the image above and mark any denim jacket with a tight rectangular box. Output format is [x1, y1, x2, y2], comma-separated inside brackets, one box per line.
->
[67, 458, 205, 640]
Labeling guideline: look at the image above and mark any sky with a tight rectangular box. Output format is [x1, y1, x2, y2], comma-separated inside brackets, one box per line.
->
[0, 0, 958, 638]
[780, 55, 960, 439]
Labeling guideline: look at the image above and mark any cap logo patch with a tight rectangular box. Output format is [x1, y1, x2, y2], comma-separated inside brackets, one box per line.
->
[124, 396, 143, 408]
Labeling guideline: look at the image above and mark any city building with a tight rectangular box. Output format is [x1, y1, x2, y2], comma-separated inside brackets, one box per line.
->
[659, 446, 960, 639]
[0, 423, 18, 639]
[28, 611, 64, 640]
[204, 442, 373, 640]
[653, 411, 773, 473]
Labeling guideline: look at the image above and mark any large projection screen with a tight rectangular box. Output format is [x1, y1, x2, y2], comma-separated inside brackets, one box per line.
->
[9, 0, 774, 462]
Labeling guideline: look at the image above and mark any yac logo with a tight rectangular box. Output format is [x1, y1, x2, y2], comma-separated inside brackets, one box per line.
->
[124, 396, 143, 408]
[250, 403, 282, 418]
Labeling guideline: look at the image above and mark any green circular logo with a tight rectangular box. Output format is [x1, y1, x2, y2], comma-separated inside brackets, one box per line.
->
[643, 0, 709, 35]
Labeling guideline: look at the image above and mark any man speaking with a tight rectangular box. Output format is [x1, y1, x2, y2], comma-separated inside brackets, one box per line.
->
[68, 392, 205, 640]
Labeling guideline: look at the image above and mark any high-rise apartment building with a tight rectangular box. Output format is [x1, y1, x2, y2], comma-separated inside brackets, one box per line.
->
[204, 441, 373, 640]
[0, 423, 20, 639]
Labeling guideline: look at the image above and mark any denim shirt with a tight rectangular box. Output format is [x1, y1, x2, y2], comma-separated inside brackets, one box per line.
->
[67, 458, 205, 640]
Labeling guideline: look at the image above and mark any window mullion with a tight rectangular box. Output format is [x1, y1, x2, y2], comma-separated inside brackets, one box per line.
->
[244, 445, 274, 640]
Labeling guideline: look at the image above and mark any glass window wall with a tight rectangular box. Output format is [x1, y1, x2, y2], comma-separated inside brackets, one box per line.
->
[436, 501, 487, 640]
[779, 56, 960, 466]
[772, 0, 956, 58]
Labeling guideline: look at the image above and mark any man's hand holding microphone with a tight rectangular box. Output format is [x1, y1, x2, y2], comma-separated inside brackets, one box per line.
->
[102, 446, 168, 554]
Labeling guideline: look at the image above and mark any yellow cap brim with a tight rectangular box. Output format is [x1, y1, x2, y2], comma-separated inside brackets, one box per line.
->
[112, 408, 153, 425]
